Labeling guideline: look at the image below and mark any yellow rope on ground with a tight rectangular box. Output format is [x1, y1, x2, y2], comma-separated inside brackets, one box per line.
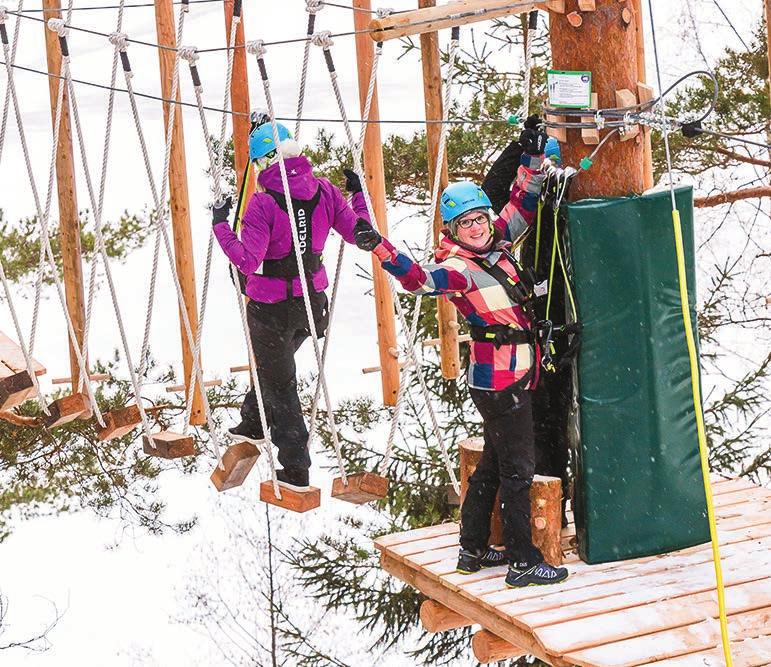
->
[670, 207, 732, 666]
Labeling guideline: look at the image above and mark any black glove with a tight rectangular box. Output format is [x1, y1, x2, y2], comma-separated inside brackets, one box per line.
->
[343, 168, 363, 194]
[519, 126, 548, 155]
[524, 114, 542, 130]
[212, 195, 233, 226]
[353, 218, 382, 252]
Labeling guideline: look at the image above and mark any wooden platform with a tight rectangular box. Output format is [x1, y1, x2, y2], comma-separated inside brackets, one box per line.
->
[375, 476, 771, 666]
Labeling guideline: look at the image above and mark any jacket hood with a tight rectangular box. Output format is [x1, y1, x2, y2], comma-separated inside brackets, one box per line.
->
[257, 155, 318, 199]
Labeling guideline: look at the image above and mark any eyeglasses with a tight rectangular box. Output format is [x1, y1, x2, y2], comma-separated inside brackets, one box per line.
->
[457, 214, 489, 229]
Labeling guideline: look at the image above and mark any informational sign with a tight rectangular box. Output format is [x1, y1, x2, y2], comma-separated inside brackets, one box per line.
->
[547, 70, 593, 108]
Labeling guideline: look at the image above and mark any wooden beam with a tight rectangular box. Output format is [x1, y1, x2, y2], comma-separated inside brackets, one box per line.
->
[472, 629, 526, 663]
[223, 0, 253, 202]
[353, 0, 400, 407]
[51, 373, 109, 385]
[419, 599, 472, 632]
[153, 0, 205, 425]
[632, 0, 653, 189]
[41, 0, 87, 388]
[418, 0, 460, 381]
[369, 0, 564, 42]
[165, 379, 222, 393]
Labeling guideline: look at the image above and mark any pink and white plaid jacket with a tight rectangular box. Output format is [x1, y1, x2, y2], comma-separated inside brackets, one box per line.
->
[377, 154, 544, 391]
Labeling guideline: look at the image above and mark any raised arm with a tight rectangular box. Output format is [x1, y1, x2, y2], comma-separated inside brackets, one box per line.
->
[212, 193, 271, 275]
[327, 169, 371, 244]
[353, 221, 471, 296]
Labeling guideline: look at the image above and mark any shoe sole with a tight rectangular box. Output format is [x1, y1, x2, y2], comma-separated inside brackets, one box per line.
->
[505, 573, 569, 589]
[227, 431, 265, 446]
[455, 567, 480, 575]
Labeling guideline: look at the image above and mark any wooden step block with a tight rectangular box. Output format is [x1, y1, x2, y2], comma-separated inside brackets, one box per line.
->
[211, 441, 260, 491]
[0, 370, 34, 411]
[581, 92, 600, 145]
[97, 404, 142, 441]
[43, 393, 91, 428]
[472, 629, 526, 663]
[331, 472, 388, 504]
[615, 88, 640, 141]
[420, 599, 471, 633]
[142, 430, 196, 459]
[260, 480, 320, 513]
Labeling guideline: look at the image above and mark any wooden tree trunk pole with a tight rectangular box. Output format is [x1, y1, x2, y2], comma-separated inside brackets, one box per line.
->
[548, 0, 644, 198]
[419, 599, 471, 632]
[353, 0, 400, 407]
[632, 0, 653, 190]
[153, 0, 204, 424]
[460, 438, 562, 564]
[42, 0, 87, 387]
[223, 0, 253, 199]
[418, 0, 461, 380]
[472, 629, 526, 663]
[764, 0, 771, 153]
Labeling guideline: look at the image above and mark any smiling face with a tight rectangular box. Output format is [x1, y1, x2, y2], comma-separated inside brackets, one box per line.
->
[454, 209, 492, 251]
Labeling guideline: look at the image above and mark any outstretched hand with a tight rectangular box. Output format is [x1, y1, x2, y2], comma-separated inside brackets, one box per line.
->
[353, 218, 382, 252]
[519, 126, 548, 156]
[212, 195, 233, 226]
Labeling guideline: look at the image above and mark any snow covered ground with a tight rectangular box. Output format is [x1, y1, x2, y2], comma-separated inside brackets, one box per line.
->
[0, 0, 768, 664]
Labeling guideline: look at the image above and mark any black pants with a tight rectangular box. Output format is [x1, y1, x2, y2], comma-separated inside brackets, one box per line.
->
[460, 385, 543, 566]
[241, 291, 329, 473]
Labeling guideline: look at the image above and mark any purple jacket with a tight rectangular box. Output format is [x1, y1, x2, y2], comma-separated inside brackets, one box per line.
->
[213, 155, 369, 303]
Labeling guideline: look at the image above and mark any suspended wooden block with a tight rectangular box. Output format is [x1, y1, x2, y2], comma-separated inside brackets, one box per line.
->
[142, 430, 196, 459]
[210, 441, 260, 492]
[97, 404, 142, 441]
[0, 370, 35, 411]
[43, 392, 91, 428]
[331, 472, 389, 504]
[260, 480, 320, 513]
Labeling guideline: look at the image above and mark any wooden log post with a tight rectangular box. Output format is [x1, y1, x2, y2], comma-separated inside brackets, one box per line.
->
[42, 0, 87, 387]
[153, 0, 205, 425]
[418, 0, 461, 381]
[353, 0, 400, 407]
[223, 0, 253, 199]
[472, 629, 526, 663]
[631, 0, 653, 190]
[420, 599, 472, 632]
[460, 437, 563, 564]
[549, 0, 645, 199]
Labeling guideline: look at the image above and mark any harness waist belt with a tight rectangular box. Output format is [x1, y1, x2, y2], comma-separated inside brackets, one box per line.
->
[260, 252, 323, 279]
[469, 324, 534, 348]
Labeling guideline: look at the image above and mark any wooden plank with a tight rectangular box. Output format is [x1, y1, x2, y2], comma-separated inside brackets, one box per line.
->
[409, 545, 460, 568]
[380, 553, 567, 666]
[515, 549, 771, 631]
[142, 431, 196, 459]
[0, 331, 46, 375]
[390, 532, 461, 561]
[483, 523, 771, 609]
[652, 636, 771, 666]
[260, 481, 320, 513]
[374, 522, 458, 551]
[537, 576, 771, 656]
[565, 606, 771, 667]
[331, 472, 388, 504]
[712, 486, 771, 508]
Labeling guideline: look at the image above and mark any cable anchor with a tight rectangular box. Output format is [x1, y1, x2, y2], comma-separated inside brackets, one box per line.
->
[306, 0, 323, 14]
[311, 30, 333, 49]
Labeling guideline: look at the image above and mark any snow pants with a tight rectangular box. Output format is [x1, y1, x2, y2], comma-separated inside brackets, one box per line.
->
[460, 385, 543, 567]
[241, 291, 329, 473]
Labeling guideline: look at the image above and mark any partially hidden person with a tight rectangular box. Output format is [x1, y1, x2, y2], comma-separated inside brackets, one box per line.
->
[211, 121, 369, 492]
[353, 121, 569, 588]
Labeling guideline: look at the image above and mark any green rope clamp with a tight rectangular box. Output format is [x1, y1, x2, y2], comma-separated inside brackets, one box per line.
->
[507, 114, 520, 126]
[580, 156, 593, 171]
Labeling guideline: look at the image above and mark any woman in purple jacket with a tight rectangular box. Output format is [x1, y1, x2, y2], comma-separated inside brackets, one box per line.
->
[211, 122, 369, 491]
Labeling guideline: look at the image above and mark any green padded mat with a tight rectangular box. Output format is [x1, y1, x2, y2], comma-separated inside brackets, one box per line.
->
[566, 186, 710, 564]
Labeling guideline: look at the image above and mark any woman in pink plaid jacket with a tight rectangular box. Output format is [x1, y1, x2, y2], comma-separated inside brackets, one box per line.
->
[354, 119, 570, 589]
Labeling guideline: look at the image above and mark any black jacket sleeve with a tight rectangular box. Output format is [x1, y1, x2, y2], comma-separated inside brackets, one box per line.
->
[481, 140, 524, 214]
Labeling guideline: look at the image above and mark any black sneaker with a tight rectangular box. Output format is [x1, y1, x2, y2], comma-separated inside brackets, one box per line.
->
[456, 547, 506, 574]
[276, 468, 310, 492]
[228, 421, 264, 445]
[505, 561, 569, 588]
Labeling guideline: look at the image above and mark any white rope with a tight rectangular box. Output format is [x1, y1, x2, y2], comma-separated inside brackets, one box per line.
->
[1, 9, 105, 422]
[249, 40, 347, 484]
[310, 34, 459, 493]
[295, 0, 323, 140]
[521, 10, 534, 120]
[380, 32, 459, 484]
[306, 39, 382, 450]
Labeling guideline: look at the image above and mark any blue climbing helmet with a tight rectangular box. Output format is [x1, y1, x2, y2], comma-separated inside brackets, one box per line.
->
[440, 181, 492, 224]
[545, 136, 562, 165]
[249, 121, 292, 161]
